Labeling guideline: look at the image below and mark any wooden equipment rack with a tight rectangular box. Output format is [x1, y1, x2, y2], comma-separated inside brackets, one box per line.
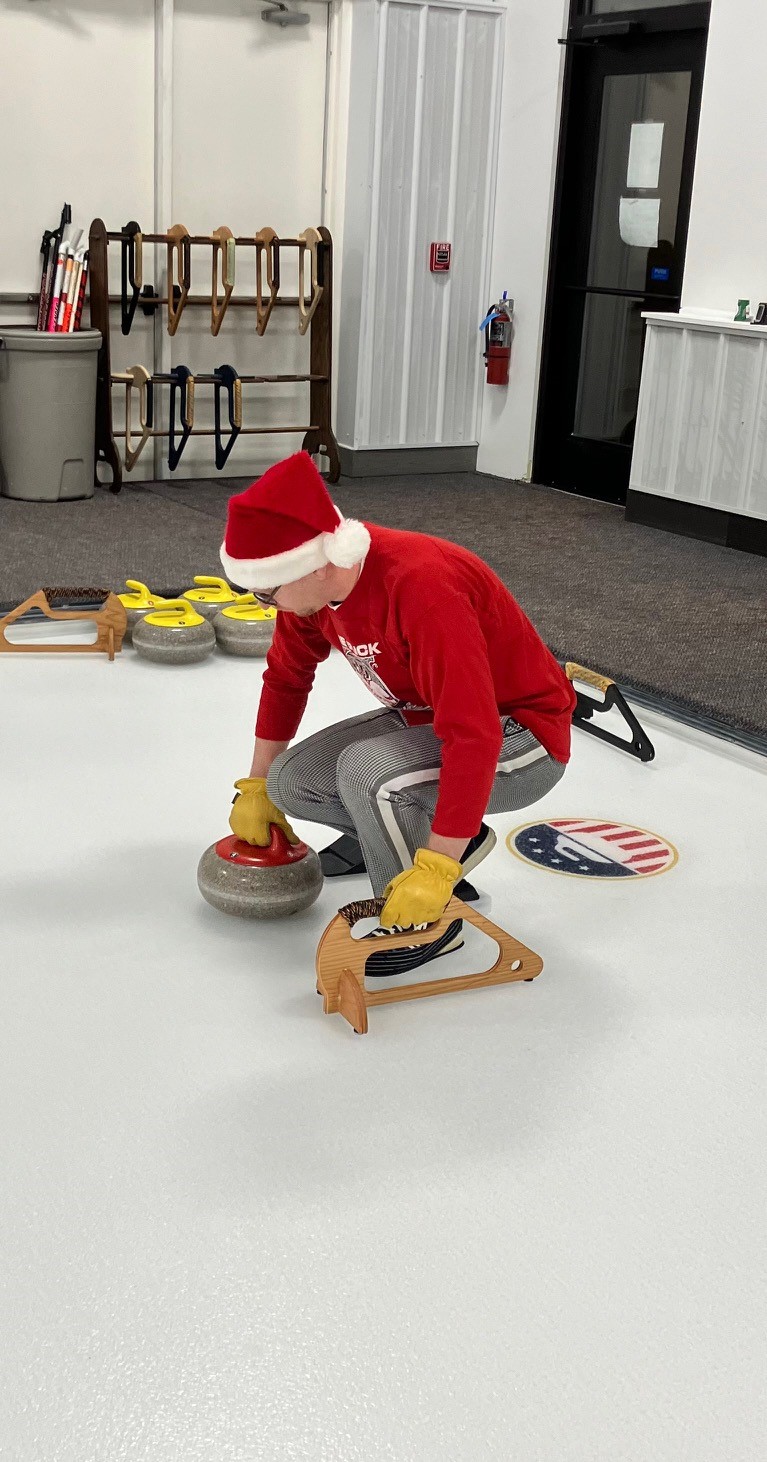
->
[89, 219, 340, 491]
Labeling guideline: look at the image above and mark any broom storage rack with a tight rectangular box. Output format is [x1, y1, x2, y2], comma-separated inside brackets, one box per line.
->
[89, 217, 339, 491]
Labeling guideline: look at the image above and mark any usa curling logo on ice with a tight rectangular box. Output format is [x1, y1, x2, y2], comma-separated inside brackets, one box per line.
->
[507, 819, 678, 880]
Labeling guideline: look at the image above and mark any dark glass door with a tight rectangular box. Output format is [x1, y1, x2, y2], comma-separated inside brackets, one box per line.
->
[534, 9, 708, 502]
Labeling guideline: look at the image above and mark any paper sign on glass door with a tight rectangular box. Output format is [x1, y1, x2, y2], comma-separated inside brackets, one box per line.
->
[619, 197, 660, 248]
[627, 122, 664, 189]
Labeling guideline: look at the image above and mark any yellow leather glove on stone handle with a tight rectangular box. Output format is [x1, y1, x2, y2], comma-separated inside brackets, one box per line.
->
[229, 777, 299, 847]
[380, 848, 462, 930]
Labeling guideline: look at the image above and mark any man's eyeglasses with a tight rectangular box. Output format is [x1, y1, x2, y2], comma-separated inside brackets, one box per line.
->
[251, 587, 281, 608]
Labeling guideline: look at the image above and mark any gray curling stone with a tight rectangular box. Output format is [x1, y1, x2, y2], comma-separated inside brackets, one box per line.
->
[123, 610, 146, 647]
[118, 581, 162, 645]
[213, 603, 277, 657]
[132, 600, 216, 664]
[181, 576, 238, 621]
[197, 826, 324, 918]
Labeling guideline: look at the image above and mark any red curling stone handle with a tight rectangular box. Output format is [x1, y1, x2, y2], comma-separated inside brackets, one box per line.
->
[214, 825, 309, 868]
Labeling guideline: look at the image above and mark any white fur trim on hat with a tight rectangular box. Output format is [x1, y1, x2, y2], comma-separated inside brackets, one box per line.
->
[220, 531, 327, 590]
[219, 515, 370, 590]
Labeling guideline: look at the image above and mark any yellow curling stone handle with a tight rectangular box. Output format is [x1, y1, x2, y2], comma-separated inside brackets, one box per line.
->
[183, 575, 236, 606]
[220, 600, 277, 623]
[119, 579, 161, 609]
[566, 662, 615, 695]
[144, 599, 205, 628]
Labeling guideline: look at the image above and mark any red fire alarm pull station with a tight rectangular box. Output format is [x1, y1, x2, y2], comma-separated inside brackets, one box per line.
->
[430, 242, 451, 272]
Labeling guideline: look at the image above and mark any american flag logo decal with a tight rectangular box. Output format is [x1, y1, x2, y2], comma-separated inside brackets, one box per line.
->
[507, 818, 678, 880]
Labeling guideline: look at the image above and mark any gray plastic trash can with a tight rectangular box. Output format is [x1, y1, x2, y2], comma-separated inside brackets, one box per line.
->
[0, 328, 101, 501]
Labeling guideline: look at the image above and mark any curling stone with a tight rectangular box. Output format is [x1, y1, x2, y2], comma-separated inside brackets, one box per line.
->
[213, 600, 277, 657]
[117, 580, 164, 644]
[197, 825, 324, 918]
[132, 599, 216, 664]
[181, 575, 239, 621]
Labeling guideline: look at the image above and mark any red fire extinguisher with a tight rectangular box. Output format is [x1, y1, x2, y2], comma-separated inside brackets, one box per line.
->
[481, 292, 513, 385]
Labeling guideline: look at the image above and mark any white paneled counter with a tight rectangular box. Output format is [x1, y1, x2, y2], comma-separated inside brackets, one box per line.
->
[630, 312, 767, 523]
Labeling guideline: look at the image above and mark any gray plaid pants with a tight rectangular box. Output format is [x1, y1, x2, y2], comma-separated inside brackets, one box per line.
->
[267, 709, 567, 896]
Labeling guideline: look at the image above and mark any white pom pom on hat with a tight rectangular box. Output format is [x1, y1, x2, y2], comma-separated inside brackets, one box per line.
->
[219, 451, 370, 590]
[323, 517, 372, 570]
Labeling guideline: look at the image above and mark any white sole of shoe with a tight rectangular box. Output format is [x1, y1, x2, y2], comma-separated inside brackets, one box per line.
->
[461, 825, 497, 878]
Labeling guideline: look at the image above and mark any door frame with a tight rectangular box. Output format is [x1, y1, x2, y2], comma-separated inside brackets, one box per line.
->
[533, 0, 710, 501]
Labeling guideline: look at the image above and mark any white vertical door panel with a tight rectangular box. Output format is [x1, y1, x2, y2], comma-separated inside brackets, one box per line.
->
[443, 7, 501, 445]
[359, 1, 504, 450]
[402, 4, 457, 445]
[362, 3, 424, 446]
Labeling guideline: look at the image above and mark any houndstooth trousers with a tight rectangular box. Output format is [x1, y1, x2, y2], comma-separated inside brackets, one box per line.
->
[267, 709, 567, 896]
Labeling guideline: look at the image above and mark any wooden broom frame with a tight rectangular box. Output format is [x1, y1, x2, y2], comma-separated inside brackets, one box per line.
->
[0, 589, 127, 661]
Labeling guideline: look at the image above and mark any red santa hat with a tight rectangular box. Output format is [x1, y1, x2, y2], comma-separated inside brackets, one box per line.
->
[219, 452, 370, 590]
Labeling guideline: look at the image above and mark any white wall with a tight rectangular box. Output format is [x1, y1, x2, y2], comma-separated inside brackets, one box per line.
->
[476, 0, 568, 480]
[0, 0, 331, 482]
[168, 0, 329, 478]
[0, 0, 156, 304]
[682, 0, 767, 316]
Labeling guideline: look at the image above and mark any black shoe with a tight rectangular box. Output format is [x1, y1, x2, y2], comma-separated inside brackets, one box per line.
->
[363, 918, 464, 979]
[320, 823, 496, 882]
[319, 834, 367, 878]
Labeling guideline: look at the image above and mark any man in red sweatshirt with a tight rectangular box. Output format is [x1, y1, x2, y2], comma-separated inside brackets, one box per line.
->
[221, 453, 576, 976]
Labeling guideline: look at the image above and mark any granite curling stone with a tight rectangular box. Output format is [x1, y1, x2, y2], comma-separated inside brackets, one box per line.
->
[197, 825, 324, 919]
[213, 601, 277, 657]
[181, 575, 239, 621]
[132, 599, 216, 664]
[117, 579, 164, 645]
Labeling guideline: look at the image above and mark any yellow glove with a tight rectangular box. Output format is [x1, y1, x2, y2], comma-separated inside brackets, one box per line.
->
[379, 848, 462, 929]
[229, 776, 299, 847]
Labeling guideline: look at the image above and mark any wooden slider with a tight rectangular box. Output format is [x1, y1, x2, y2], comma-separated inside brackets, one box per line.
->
[255, 227, 280, 335]
[297, 227, 323, 336]
[112, 364, 154, 471]
[316, 896, 543, 1035]
[166, 224, 191, 336]
[210, 226, 236, 337]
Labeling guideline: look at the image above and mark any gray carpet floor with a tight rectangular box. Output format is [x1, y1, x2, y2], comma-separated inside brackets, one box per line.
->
[2, 472, 766, 740]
